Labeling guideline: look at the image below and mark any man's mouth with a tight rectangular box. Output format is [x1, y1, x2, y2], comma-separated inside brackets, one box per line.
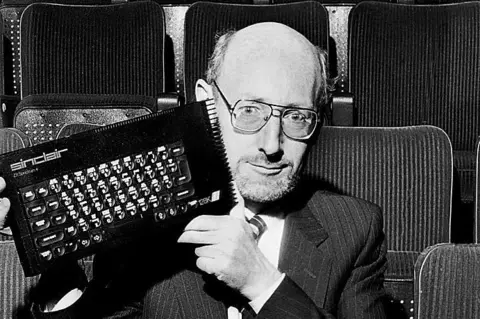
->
[247, 162, 288, 175]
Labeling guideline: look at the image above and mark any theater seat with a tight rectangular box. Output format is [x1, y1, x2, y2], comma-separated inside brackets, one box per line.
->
[304, 125, 453, 318]
[0, 0, 118, 97]
[348, 1, 480, 225]
[414, 243, 480, 319]
[13, 94, 158, 145]
[19, 1, 166, 98]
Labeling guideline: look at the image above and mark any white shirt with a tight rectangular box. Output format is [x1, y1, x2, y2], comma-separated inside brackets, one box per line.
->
[227, 209, 286, 318]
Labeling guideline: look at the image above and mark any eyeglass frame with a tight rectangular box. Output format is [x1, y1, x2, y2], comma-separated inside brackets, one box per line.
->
[211, 80, 321, 140]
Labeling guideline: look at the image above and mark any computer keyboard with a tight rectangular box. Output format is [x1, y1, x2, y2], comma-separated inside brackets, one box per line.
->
[1, 99, 236, 276]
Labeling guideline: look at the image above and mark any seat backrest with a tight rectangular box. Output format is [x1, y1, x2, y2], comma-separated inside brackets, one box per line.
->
[183, 1, 329, 103]
[349, 1, 480, 154]
[476, 139, 480, 243]
[0, 0, 128, 97]
[304, 125, 453, 252]
[19, 1, 165, 98]
[0, 126, 31, 154]
[414, 243, 480, 319]
[13, 94, 157, 145]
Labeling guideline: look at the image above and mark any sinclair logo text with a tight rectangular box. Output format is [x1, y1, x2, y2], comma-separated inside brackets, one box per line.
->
[10, 148, 68, 172]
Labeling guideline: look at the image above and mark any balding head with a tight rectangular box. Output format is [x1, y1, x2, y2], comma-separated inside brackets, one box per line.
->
[196, 22, 329, 208]
[205, 22, 329, 109]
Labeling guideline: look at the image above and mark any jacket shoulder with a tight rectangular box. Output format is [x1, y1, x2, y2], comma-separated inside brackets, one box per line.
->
[307, 190, 383, 238]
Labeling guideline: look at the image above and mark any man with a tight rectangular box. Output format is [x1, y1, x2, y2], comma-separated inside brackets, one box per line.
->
[0, 22, 386, 318]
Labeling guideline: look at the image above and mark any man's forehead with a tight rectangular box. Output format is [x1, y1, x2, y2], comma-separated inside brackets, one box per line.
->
[223, 23, 315, 64]
[213, 22, 321, 108]
[217, 23, 319, 83]
[219, 49, 318, 105]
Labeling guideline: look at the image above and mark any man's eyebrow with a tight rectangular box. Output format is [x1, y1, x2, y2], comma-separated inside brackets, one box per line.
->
[243, 96, 313, 109]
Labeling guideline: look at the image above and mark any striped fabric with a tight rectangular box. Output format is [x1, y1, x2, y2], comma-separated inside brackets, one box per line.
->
[183, 1, 329, 102]
[0, 127, 31, 155]
[143, 190, 386, 318]
[0, 241, 40, 319]
[414, 243, 480, 319]
[349, 2, 480, 204]
[305, 125, 452, 252]
[385, 251, 419, 280]
[20, 2, 165, 98]
[0, 241, 94, 318]
[476, 140, 480, 243]
[304, 125, 453, 316]
[350, 1, 480, 150]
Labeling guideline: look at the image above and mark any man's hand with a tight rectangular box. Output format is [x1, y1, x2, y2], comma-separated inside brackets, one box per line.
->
[177, 201, 282, 301]
[0, 177, 11, 230]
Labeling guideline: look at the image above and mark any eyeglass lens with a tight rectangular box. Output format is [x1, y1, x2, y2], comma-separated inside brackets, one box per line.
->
[232, 101, 316, 139]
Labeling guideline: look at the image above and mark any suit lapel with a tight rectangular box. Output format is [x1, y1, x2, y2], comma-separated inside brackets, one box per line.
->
[171, 188, 333, 317]
[278, 200, 332, 309]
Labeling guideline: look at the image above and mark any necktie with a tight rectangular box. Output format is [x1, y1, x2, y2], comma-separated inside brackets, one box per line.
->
[247, 215, 267, 241]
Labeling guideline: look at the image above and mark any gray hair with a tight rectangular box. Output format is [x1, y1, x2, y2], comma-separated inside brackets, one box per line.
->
[313, 46, 332, 109]
[205, 29, 333, 111]
[205, 29, 237, 85]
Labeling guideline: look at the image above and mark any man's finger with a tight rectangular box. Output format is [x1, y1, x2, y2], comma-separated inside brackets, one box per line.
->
[0, 197, 11, 229]
[196, 256, 216, 275]
[0, 177, 6, 193]
[183, 215, 232, 232]
[194, 245, 222, 258]
[177, 229, 222, 244]
[229, 200, 245, 220]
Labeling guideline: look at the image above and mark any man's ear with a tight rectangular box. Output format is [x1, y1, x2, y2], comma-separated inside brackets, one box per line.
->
[195, 79, 214, 102]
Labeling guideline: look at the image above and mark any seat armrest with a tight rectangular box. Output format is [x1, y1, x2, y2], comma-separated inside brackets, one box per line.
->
[156, 93, 185, 112]
[0, 95, 21, 127]
[331, 92, 354, 126]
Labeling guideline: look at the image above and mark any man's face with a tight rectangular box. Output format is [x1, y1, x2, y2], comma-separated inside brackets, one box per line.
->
[215, 58, 317, 204]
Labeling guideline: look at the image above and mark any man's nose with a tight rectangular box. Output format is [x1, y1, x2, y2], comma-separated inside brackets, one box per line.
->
[257, 114, 283, 156]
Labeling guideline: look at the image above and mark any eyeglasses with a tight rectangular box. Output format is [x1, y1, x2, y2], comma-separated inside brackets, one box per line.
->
[212, 81, 319, 140]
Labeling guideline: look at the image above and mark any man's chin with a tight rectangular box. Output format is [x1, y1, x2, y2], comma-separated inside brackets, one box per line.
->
[236, 176, 299, 204]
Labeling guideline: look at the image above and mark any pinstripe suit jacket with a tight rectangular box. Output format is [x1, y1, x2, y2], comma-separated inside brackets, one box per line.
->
[31, 189, 387, 319]
[141, 189, 387, 319]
